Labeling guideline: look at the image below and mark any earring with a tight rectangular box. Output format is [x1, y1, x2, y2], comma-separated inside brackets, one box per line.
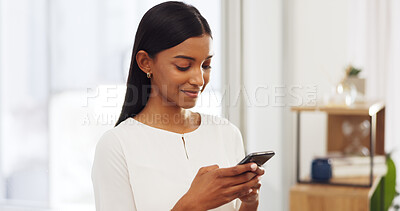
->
[146, 72, 152, 78]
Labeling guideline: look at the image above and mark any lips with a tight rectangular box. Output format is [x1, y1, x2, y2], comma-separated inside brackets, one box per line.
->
[181, 90, 200, 98]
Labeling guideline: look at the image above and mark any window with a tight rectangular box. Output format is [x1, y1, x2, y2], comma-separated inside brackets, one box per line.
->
[0, 0, 222, 210]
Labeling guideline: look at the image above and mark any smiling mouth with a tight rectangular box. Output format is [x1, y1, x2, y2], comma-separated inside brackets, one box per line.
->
[181, 90, 199, 98]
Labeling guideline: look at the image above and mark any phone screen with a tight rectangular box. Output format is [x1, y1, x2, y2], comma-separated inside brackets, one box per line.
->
[237, 151, 275, 166]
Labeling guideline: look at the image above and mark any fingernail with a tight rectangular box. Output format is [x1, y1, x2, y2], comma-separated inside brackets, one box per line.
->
[248, 189, 253, 193]
[251, 163, 257, 171]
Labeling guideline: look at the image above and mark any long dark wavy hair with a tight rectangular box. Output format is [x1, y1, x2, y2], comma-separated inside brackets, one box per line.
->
[115, 1, 212, 127]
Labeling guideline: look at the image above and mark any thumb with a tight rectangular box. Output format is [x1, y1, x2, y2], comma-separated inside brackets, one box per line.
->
[198, 164, 219, 175]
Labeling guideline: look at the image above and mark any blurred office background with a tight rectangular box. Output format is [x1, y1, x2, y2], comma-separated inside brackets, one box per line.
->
[0, 0, 399, 211]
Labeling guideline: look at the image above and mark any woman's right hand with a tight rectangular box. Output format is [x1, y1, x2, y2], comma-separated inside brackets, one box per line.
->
[172, 163, 264, 211]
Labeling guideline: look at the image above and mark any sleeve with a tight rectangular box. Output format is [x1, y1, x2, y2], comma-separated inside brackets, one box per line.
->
[91, 130, 137, 211]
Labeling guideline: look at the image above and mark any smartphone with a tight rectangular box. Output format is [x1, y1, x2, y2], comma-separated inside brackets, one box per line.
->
[237, 151, 275, 166]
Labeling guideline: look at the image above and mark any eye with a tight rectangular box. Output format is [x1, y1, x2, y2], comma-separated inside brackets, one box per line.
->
[202, 65, 212, 70]
[176, 65, 190, 71]
[202, 59, 212, 70]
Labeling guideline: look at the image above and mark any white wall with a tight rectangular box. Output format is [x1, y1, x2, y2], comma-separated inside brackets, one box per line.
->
[241, 0, 350, 210]
[289, 0, 350, 94]
[242, 0, 283, 210]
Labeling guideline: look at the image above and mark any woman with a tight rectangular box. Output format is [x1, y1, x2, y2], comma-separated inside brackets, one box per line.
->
[91, 1, 264, 210]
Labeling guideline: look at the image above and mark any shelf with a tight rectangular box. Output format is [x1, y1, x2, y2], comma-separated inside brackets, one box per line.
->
[290, 100, 388, 211]
[291, 101, 385, 116]
[292, 100, 385, 188]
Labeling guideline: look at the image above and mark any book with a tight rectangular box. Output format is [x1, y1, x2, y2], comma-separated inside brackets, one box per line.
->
[330, 155, 387, 177]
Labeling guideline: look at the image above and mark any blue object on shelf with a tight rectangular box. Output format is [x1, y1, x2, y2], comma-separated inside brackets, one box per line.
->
[311, 158, 332, 182]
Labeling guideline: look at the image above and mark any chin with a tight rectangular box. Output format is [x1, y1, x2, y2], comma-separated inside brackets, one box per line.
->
[178, 101, 197, 109]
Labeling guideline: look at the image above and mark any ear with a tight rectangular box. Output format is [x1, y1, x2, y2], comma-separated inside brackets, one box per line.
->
[136, 50, 153, 75]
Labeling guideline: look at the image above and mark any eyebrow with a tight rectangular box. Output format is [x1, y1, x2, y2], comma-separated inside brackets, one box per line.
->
[174, 54, 214, 61]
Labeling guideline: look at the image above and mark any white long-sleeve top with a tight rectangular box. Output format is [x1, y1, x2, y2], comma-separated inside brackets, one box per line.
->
[91, 112, 246, 211]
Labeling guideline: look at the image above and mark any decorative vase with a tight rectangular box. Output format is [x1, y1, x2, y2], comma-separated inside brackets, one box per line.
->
[336, 80, 357, 106]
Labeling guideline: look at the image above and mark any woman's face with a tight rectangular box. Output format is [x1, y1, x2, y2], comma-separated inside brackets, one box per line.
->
[150, 34, 213, 109]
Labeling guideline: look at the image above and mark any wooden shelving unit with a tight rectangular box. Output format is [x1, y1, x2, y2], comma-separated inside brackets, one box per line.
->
[290, 101, 387, 211]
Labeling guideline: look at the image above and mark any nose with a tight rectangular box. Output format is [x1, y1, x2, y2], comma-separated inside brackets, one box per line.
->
[189, 66, 204, 87]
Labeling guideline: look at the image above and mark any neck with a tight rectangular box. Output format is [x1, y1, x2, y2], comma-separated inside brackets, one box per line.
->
[134, 93, 197, 129]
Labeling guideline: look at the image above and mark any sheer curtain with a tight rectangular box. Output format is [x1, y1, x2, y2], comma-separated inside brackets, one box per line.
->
[348, 0, 400, 191]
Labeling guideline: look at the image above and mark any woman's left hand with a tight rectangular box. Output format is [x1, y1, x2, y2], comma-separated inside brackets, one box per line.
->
[238, 164, 264, 204]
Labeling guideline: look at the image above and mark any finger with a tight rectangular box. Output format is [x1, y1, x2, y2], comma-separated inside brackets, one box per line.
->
[241, 186, 260, 200]
[236, 188, 254, 198]
[254, 166, 265, 176]
[252, 181, 262, 189]
[239, 188, 260, 201]
[226, 175, 262, 197]
[217, 163, 257, 177]
[240, 189, 257, 198]
[239, 191, 259, 202]
[221, 172, 256, 187]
